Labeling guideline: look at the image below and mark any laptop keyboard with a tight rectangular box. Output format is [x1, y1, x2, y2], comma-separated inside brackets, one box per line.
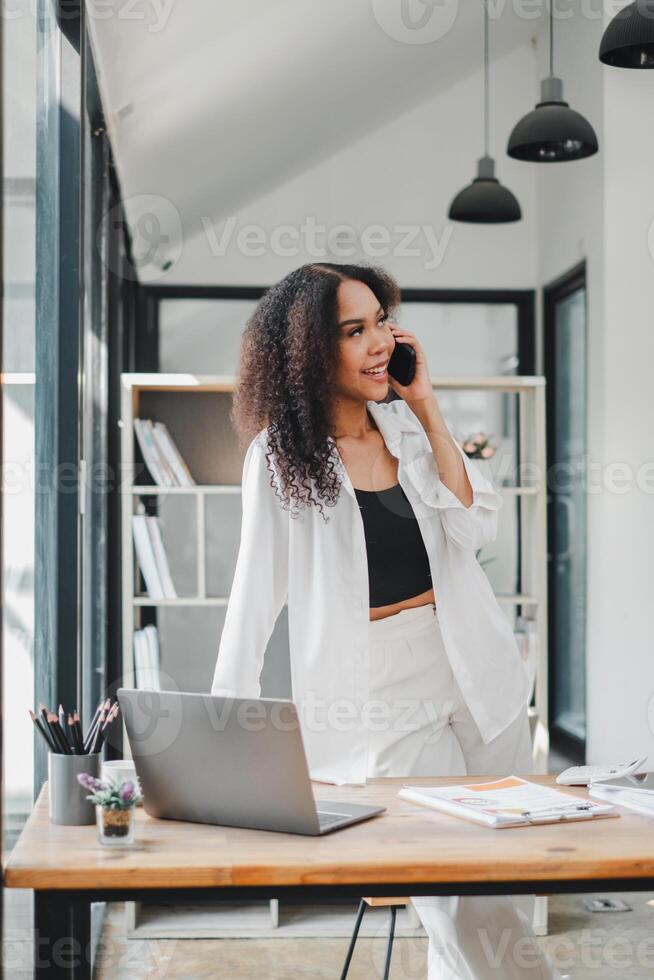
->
[317, 810, 349, 829]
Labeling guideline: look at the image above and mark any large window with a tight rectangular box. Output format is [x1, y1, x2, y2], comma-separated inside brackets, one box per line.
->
[3, 0, 37, 839]
[155, 289, 533, 378]
[398, 301, 520, 376]
[160, 298, 258, 374]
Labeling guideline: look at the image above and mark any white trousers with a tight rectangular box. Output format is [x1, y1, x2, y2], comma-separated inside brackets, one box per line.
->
[366, 603, 562, 980]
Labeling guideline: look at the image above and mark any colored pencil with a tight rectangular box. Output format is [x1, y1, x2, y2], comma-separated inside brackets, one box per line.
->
[29, 710, 57, 751]
[67, 714, 82, 754]
[31, 698, 120, 753]
[83, 698, 110, 753]
[72, 711, 85, 753]
[47, 712, 71, 754]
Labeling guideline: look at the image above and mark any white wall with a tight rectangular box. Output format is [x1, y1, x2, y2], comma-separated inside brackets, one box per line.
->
[159, 43, 539, 288]
[591, 10, 654, 762]
[537, 2, 654, 762]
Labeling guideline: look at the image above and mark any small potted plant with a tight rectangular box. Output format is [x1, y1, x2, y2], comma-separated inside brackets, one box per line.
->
[77, 772, 141, 846]
[459, 431, 499, 485]
[459, 431, 497, 461]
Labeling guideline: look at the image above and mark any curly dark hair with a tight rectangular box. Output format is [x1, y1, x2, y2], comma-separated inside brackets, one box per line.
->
[231, 262, 402, 522]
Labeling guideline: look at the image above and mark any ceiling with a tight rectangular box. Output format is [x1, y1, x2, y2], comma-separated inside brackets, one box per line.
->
[88, 0, 547, 279]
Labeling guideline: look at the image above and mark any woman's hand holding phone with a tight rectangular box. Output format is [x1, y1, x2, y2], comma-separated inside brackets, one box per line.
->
[387, 323, 435, 406]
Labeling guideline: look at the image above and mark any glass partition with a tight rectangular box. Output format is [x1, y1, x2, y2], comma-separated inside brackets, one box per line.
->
[159, 296, 521, 378]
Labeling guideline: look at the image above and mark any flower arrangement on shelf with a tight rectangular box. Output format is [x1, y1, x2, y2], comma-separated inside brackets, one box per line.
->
[77, 773, 141, 845]
[459, 432, 497, 460]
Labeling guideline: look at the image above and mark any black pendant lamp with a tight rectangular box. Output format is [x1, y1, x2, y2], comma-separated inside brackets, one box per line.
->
[507, 1, 598, 162]
[600, 1, 654, 67]
[448, 0, 521, 224]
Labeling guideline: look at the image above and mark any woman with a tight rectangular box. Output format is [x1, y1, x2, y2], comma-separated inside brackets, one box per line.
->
[212, 263, 561, 980]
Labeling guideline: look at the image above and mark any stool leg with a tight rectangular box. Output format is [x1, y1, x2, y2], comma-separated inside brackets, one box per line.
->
[382, 906, 397, 980]
[339, 899, 366, 980]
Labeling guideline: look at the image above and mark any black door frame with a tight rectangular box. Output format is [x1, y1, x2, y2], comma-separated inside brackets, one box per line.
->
[0, 0, 5, 954]
[33, 0, 142, 785]
[543, 260, 587, 763]
[34, 0, 84, 795]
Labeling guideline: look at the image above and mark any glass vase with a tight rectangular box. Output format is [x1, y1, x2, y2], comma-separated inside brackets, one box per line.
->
[96, 804, 135, 846]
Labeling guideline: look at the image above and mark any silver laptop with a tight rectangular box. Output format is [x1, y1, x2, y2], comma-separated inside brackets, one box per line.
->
[117, 689, 385, 835]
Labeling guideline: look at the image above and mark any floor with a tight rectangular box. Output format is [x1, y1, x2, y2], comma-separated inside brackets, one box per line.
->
[90, 892, 654, 978]
[6, 887, 654, 978]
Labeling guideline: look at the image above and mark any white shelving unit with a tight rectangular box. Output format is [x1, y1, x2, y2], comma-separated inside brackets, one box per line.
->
[120, 375, 243, 693]
[431, 375, 549, 773]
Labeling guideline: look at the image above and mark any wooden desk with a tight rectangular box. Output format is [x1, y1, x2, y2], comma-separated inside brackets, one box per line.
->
[6, 775, 654, 979]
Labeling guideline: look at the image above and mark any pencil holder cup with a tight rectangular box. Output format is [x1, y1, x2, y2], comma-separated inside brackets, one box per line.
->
[48, 752, 101, 825]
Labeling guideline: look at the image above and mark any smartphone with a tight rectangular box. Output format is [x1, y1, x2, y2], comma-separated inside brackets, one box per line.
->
[387, 340, 416, 386]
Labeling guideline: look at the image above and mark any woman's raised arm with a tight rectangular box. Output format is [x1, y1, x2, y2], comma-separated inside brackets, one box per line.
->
[387, 397, 503, 552]
[211, 434, 289, 697]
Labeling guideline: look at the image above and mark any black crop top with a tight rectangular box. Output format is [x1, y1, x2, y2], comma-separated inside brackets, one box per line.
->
[353, 483, 432, 608]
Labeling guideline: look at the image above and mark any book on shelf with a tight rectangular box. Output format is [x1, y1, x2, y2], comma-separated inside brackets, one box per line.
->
[146, 516, 177, 598]
[133, 625, 161, 690]
[153, 422, 195, 486]
[134, 418, 172, 487]
[131, 514, 177, 599]
[134, 418, 195, 487]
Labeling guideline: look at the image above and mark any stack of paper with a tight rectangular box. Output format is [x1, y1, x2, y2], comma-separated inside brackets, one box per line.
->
[398, 776, 617, 828]
[133, 625, 161, 690]
[134, 418, 195, 487]
[589, 773, 654, 817]
[131, 514, 177, 599]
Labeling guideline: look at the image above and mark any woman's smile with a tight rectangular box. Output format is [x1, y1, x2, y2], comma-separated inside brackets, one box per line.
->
[362, 361, 389, 382]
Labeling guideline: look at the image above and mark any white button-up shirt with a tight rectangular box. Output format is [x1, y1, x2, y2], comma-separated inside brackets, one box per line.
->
[211, 397, 531, 785]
